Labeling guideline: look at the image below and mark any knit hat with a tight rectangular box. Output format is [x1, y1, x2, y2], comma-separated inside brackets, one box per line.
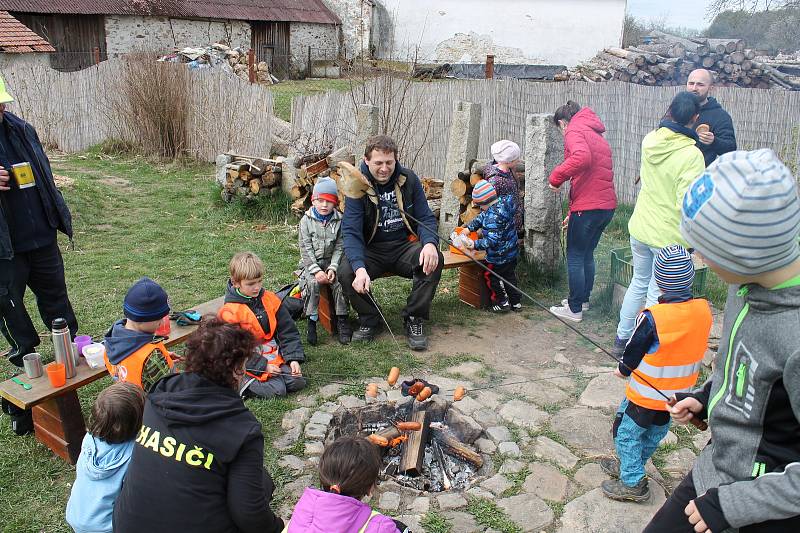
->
[680, 149, 800, 276]
[491, 140, 521, 163]
[653, 245, 695, 293]
[123, 277, 170, 323]
[472, 179, 498, 206]
[312, 177, 339, 204]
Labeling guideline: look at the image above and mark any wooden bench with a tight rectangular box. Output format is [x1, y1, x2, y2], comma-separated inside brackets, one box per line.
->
[318, 250, 489, 334]
[0, 297, 224, 464]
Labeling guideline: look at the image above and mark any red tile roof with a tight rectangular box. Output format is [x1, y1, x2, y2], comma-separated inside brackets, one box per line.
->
[0, 10, 54, 52]
[0, 0, 340, 24]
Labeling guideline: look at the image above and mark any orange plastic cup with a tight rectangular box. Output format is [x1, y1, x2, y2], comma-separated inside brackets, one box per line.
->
[47, 362, 66, 388]
[449, 227, 479, 256]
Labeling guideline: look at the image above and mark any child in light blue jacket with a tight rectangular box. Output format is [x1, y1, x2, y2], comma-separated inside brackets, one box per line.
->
[66, 382, 145, 533]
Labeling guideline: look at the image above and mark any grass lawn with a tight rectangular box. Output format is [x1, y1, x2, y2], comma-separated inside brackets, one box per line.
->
[0, 147, 729, 532]
[268, 79, 357, 122]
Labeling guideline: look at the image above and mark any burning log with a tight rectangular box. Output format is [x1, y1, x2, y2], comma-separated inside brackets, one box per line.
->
[399, 408, 430, 476]
[430, 424, 484, 469]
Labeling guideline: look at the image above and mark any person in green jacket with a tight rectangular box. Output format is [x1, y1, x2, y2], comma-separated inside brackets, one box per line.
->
[612, 92, 706, 357]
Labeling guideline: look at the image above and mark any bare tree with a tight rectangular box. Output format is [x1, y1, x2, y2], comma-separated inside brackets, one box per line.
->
[707, 0, 799, 15]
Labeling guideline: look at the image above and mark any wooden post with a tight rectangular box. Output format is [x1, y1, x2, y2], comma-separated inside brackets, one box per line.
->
[485, 55, 494, 79]
[93, 47, 100, 65]
[307, 46, 312, 79]
[248, 49, 256, 83]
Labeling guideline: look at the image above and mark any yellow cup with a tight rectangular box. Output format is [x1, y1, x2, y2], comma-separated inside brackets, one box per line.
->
[11, 162, 34, 189]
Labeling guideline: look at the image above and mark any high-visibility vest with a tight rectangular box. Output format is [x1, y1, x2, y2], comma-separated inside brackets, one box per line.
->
[104, 341, 175, 391]
[625, 299, 712, 411]
[218, 291, 284, 381]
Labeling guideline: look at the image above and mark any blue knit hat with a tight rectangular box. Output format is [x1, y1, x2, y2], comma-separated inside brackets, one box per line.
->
[312, 177, 339, 204]
[472, 179, 498, 206]
[654, 245, 695, 293]
[123, 277, 170, 323]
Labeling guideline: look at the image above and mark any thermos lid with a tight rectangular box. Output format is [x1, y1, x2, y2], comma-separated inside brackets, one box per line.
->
[52, 318, 68, 329]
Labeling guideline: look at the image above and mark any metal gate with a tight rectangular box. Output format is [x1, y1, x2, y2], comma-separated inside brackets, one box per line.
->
[251, 21, 290, 80]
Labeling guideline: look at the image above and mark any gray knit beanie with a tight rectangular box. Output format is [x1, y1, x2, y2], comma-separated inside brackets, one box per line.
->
[680, 149, 800, 276]
[312, 176, 339, 203]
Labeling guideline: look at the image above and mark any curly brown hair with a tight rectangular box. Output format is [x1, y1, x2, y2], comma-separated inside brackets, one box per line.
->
[88, 382, 145, 444]
[184, 316, 258, 389]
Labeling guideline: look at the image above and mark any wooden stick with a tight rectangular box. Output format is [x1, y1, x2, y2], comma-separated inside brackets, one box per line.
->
[430, 425, 483, 468]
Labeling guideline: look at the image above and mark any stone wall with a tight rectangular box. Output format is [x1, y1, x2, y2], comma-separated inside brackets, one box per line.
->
[105, 16, 251, 56]
[289, 22, 340, 75]
[0, 53, 50, 73]
[320, 0, 372, 59]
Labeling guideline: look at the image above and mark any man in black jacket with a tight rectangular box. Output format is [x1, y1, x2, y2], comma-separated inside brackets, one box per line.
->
[687, 69, 737, 166]
[0, 77, 77, 366]
[339, 135, 443, 351]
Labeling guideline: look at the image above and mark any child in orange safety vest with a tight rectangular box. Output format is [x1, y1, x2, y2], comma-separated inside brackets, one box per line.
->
[104, 277, 177, 392]
[601, 244, 712, 503]
[218, 251, 307, 399]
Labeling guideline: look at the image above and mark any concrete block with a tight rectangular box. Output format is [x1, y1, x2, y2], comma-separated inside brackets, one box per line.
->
[440, 100, 482, 239]
[215, 153, 233, 187]
[354, 104, 379, 160]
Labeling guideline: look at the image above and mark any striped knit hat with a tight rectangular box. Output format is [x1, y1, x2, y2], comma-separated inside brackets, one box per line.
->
[681, 149, 800, 276]
[472, 179, 498, 206]
[653, 245, 695, 293]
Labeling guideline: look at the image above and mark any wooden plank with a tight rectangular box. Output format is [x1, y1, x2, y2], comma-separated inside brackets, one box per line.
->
[32, 392, 86, 464]
[317, 284, 336, 336]
[399, 407, 430, 476]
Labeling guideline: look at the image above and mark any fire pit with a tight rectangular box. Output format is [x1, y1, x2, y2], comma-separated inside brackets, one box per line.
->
[328, 379, 486, 493]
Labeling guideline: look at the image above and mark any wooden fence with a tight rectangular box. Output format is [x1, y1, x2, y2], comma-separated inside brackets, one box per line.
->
[0, 59, 274, 162]
[292, 79, 800, 204]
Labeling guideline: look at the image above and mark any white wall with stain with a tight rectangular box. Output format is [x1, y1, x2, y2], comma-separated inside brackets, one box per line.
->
[372, 0, 626, 66]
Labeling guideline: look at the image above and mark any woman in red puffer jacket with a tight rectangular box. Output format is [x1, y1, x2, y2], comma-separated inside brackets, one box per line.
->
[547, 101, 617, 323]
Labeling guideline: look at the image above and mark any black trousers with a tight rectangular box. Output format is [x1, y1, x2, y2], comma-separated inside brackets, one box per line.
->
[338, 239, 443, 328]
[644, 472, 800, 533]
[483, 257, 520, 306]
[0, 240, 78, 352]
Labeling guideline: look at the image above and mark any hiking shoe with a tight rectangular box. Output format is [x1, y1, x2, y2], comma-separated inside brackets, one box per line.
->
[601, 477, 650, 502]
[490, 301, 511, 313]
[549, 304, 582, 322]
[306, 320, 318, 346]
[336, 315, 352, 345]
[611, 337, 629, 358]
[600, 456, 620, 478]
[510, 302, 523, 312]
[561, 298, 589, 312]
[352, 324, 379, 342]
[404, 316, 428, 351]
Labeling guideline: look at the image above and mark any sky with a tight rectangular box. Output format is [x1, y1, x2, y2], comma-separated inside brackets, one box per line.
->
[627, 0, 715, 30]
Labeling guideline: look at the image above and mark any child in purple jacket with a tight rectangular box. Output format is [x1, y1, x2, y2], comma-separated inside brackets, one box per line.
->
[286, 436, 409, 533]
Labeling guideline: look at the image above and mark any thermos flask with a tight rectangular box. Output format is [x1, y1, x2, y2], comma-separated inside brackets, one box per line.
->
[52, 318, 76, 379]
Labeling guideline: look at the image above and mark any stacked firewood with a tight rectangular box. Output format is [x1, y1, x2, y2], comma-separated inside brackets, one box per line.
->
[421, 177, 444, 220]
[449, 161, 526, 225]
[221, 158, 282, 202]
[562, 32, 800, 90]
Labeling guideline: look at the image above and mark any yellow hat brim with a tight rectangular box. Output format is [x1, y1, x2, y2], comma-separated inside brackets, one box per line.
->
[0, 90, 13, 103]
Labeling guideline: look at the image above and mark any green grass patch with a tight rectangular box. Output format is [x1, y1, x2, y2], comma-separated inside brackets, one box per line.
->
[267, 79, 357, 121]
[466, 497, 522, 533]
[421, 510, 452, 533]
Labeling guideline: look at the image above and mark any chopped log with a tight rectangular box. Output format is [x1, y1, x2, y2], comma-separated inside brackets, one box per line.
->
[459, 194, 471, 206]
[326, 146, 356, 168]
[290, 185, 304, 200]
[421, 177, 444, 199]
[450, 178, 468, 197]
[605, 47, 646, 67]
[239, 169, 252, 181]
[597, 52, 638, 75]
[730, 51, 745, 65]
[261, 172, 279, 188]
[399, 408, 429, 476]
[469, 173, 483, 187]
[249, 180, 261, 195]
[744, 49, 756, 61]
[304, 158, 329, 178]
[430, 424, 483, 468]
[460, 203, 481, 225]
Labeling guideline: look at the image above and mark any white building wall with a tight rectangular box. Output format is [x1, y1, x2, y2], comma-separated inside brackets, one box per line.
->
[373, 0, 626, 67]
[104, 15, 251, 55]
[320, 0, 372, 59]
[290, 22, 340, 74]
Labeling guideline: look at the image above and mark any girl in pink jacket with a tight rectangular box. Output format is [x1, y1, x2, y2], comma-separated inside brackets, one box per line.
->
[285, 436, 408, 533]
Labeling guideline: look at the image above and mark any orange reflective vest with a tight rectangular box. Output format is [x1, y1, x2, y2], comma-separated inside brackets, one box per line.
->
[626, 299, 712, 411]
[218, 291, 284, 381]
[104, 341, 175, 391]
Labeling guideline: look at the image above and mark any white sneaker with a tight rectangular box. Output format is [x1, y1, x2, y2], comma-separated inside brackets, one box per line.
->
[549, 304, 583, 322]
[561, 299, 590, 311]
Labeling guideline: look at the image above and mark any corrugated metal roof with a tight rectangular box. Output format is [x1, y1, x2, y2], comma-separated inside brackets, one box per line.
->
[0, 0, 340, 24]
[0, 9, 54, 52]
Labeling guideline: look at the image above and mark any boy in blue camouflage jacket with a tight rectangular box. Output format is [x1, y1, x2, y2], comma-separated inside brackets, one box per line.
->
[463, 180, 521, 313]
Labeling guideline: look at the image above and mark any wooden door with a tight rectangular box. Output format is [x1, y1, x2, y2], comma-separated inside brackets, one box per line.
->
[13, 13, 107, 72]
[251, 21, 290, 79]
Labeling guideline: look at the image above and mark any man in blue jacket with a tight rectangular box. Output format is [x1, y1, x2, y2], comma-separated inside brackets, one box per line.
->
[687, 69, 737, 166]
[0, 76, 77, 367]
[339, 135, 442, 350]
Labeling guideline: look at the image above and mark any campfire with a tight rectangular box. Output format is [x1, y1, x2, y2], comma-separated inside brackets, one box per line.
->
[329, 376, 484, 493]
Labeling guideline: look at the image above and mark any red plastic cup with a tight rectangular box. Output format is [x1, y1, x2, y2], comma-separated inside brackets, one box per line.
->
[155, 316, 171, 336]
[47, 362, 66, 388]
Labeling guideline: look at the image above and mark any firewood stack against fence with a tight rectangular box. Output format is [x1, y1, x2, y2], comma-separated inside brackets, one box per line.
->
[449, 160, 526, 226]
[560, 31, 800, 90]
[221, 155, 283, 202]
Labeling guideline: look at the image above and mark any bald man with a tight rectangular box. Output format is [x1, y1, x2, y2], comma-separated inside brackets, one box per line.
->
[686, 69, 736, 166]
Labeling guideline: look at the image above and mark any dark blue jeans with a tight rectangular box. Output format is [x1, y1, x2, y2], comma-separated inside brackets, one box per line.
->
[566, 208, 615, 313]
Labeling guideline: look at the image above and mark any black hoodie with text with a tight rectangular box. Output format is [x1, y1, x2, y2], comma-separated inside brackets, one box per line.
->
[113, 372, 284, 533]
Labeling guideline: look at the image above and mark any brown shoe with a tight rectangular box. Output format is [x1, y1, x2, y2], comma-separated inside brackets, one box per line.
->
[600, 456, 620, 478]
[601, 477, 650, 502]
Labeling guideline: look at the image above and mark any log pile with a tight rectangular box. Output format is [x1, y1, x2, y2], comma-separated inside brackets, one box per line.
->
[449, 161, 525, 226]
[221, 157, 283, 202]
[561, 32, 800, 90]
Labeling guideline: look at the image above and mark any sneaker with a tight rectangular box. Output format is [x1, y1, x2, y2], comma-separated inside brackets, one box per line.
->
[561, 298, 589, 312]
[490, 301, 511, 313]
[601, 477, 650, 502]
[404, 316, 428, 351]
[352, 324, 379, 342]
[336, 315, 352, 345]
[510, 302, 523, 312]
[306, 320, 318, 346]
[611, 337, 629, 358]
[549, 304, 582, 323]
[600, 456, 620, 478]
